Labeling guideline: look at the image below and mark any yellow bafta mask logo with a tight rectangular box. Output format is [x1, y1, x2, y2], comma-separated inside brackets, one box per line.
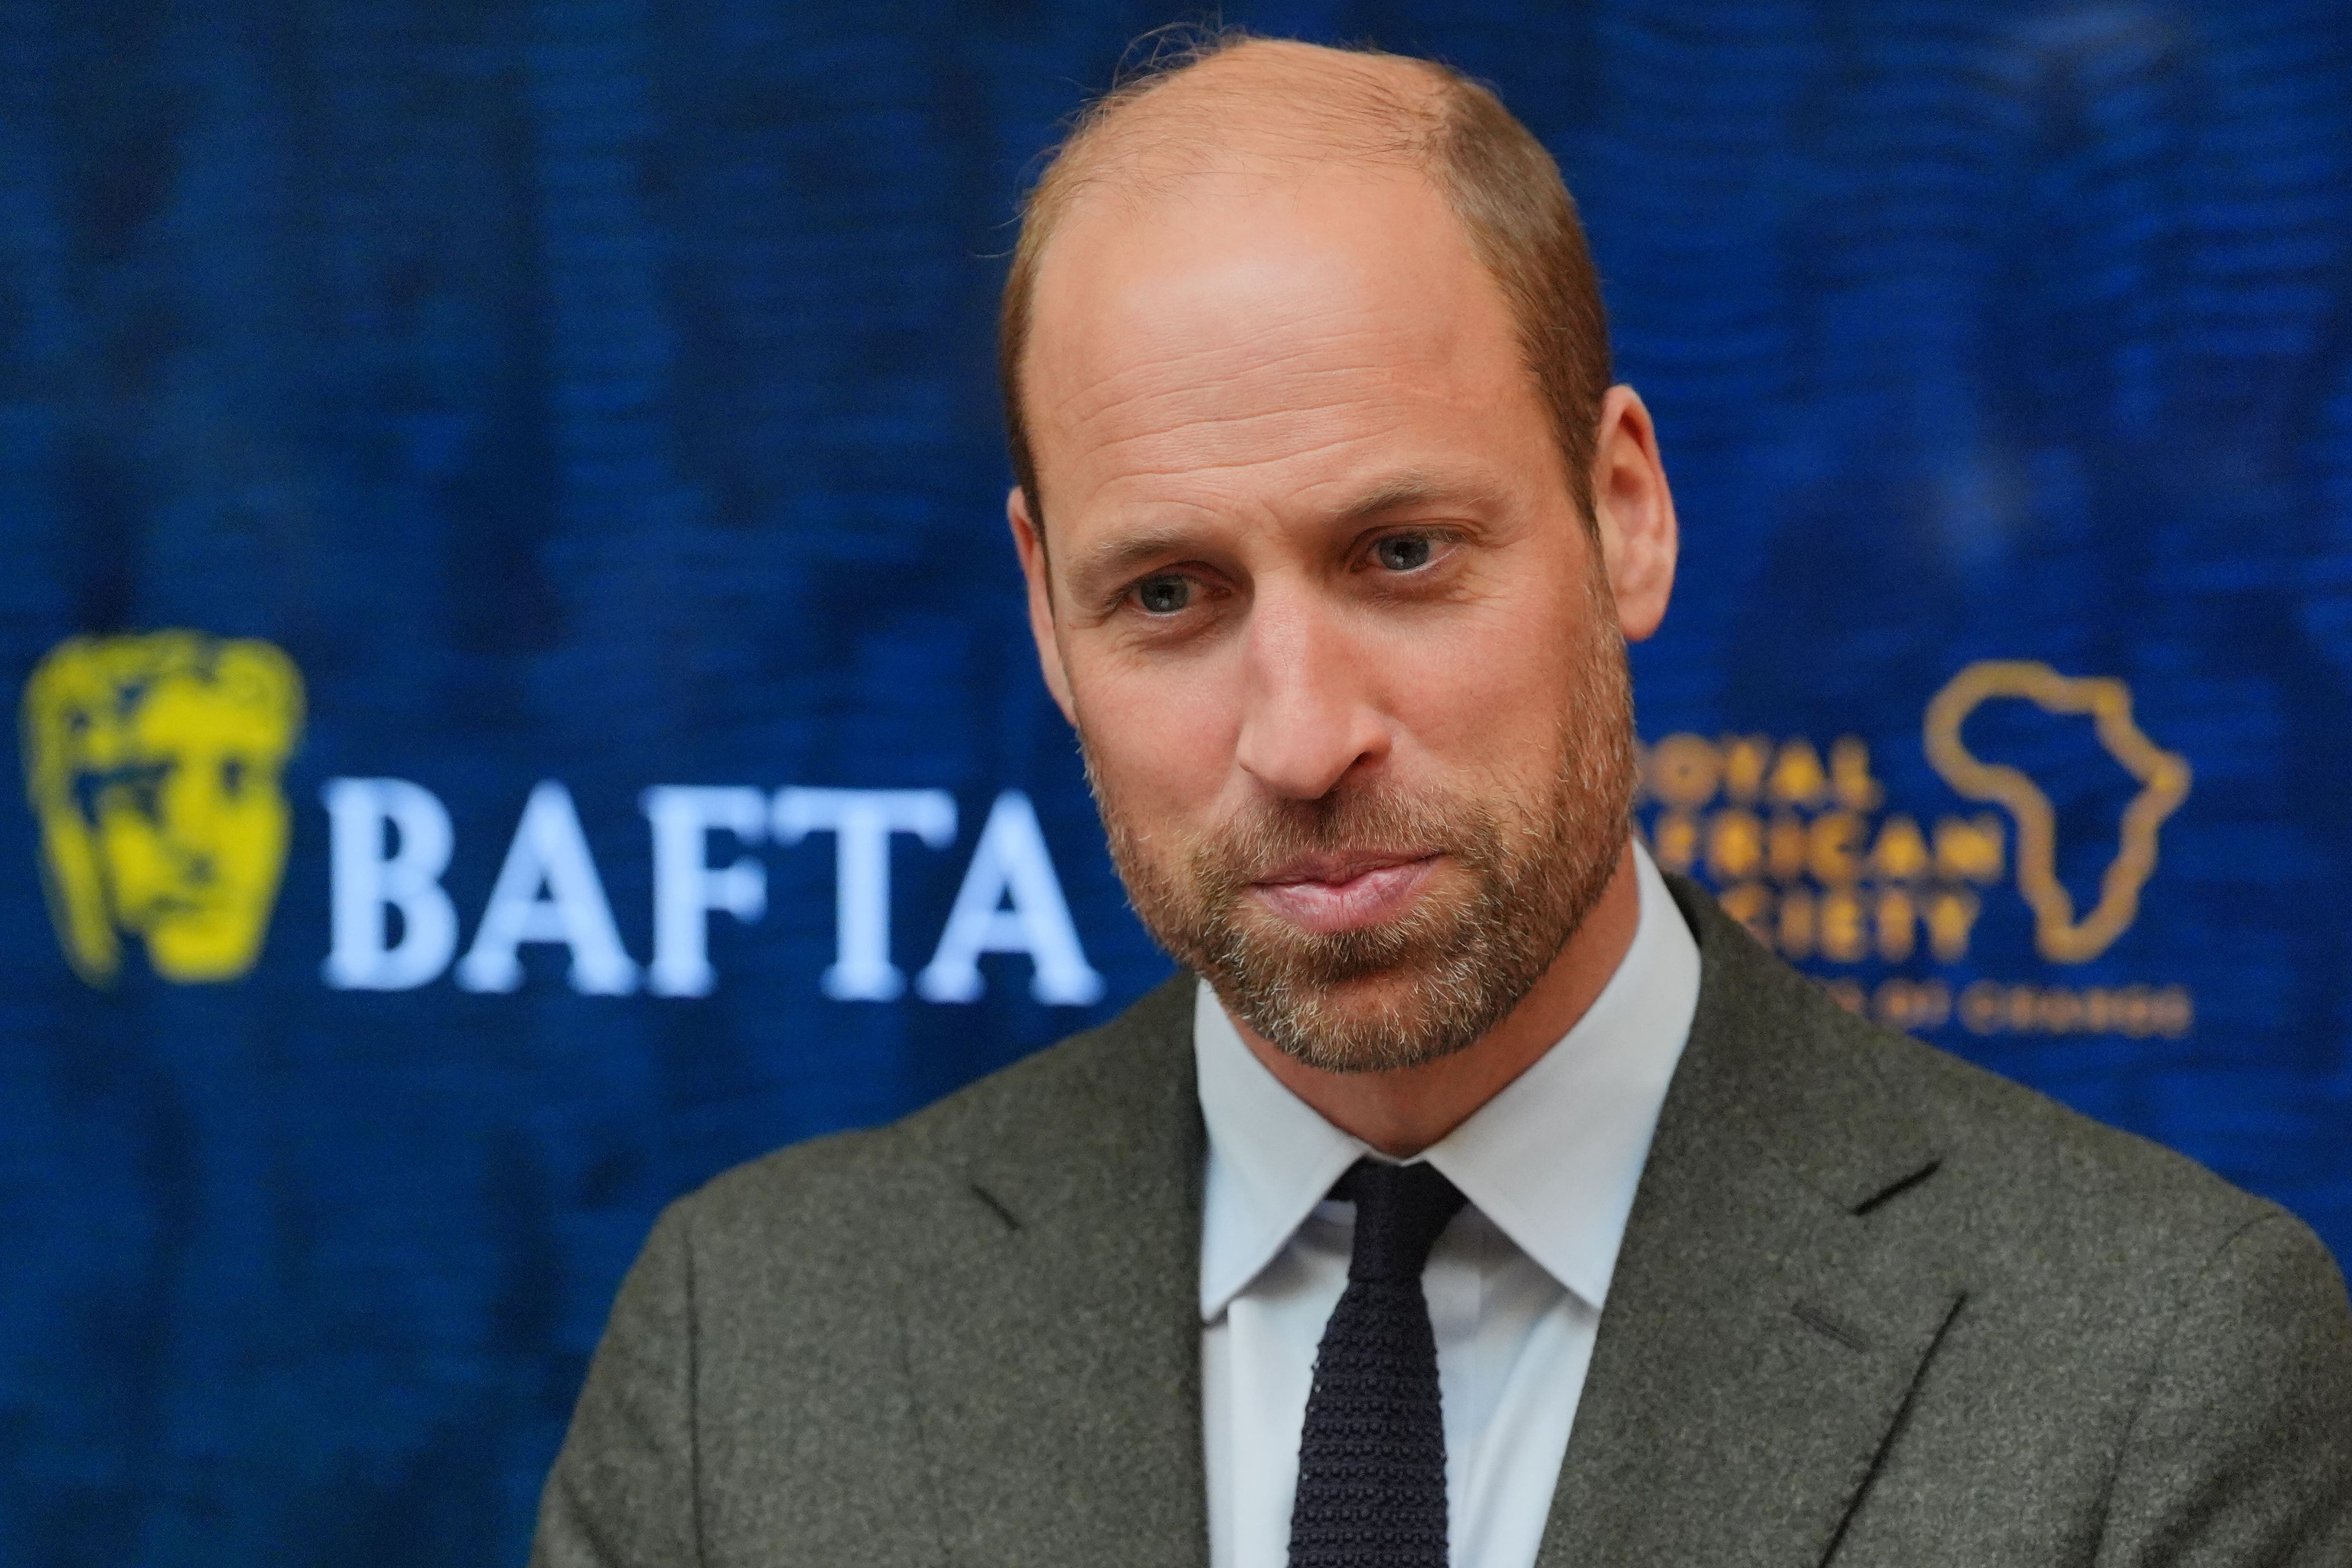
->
[21, 631, 304, 984]
[1924, 661, 2190, 963]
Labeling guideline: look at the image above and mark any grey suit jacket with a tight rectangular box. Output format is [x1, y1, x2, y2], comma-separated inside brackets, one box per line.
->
[532, 877, 2352, 1566]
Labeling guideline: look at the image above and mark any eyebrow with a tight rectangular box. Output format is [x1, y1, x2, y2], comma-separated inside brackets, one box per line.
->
[1067, 526, 1204, 607]
[1331, 470, 1505, 526]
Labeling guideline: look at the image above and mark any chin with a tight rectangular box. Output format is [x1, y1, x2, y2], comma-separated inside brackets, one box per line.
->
[1248, 968, 1494, 1075]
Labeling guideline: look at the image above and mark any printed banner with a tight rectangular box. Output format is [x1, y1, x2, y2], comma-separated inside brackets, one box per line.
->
[1, 3, 2347, 1563]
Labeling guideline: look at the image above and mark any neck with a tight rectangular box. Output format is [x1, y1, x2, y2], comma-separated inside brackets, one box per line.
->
[1231, 840, 1643, 1158]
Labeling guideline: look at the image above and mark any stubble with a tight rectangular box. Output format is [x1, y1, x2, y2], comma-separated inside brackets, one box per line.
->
[1090, 575, 1639, 1073]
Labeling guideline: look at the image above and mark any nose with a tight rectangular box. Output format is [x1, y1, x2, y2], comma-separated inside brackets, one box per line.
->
[1231, 586, 1390, 801]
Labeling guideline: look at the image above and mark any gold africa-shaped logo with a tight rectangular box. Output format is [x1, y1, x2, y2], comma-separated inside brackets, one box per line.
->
[1923, 661, 2190, 963]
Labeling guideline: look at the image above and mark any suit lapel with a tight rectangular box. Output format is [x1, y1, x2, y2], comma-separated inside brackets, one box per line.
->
[898, 975, 1209, 1568]
[1537, 880, 1966, 1567]
[892, 882, 1971, 1567]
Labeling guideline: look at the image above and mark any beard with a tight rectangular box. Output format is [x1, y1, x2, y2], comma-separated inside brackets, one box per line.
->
[1088, 575, 1639, 1074]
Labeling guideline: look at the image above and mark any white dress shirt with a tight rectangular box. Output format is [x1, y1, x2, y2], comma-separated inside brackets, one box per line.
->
[1196, 842, 1702, 1568]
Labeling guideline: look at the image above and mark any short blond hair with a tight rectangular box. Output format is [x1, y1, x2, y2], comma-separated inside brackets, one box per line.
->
[998, 31, 1612, 529]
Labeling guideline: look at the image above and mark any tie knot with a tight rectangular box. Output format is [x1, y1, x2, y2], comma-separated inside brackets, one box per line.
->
[1333, 1159, 1466, 1283]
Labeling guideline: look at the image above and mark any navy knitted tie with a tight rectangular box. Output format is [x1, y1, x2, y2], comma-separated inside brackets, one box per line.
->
[1288, 1158, 1468, 1568]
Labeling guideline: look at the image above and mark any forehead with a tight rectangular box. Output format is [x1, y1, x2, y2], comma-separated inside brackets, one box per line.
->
[1022, 162, 1544, 525]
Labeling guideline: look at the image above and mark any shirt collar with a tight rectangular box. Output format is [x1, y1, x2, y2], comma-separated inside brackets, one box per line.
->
[1195, 841, 1701, 1321]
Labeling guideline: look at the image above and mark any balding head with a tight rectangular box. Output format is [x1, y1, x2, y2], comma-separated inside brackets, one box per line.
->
[999, 33, 1611, 532]
[1020, 39, 1459, 204]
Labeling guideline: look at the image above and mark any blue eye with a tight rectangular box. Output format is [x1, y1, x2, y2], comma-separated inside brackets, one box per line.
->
[1373, 534, 1436, 572]
[1135, 575, 1193, 615]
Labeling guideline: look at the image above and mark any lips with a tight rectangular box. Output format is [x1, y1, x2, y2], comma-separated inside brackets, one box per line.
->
[1248, 851, 1441, 935]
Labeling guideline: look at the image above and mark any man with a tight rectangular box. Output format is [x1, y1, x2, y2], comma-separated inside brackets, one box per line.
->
[532, 35, 2352, 1568]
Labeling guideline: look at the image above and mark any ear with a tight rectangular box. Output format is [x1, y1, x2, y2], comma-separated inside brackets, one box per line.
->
[1009, 486, 1078, 725]
[1588, 385, 1678, 643]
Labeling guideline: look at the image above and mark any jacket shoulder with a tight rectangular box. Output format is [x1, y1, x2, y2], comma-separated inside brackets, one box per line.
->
[1667, 871, 2317, 1276]
[1873, 1019, 2276, 1240]
[670, 969, 1195, 1245]
[1863, 1013, 2337, 1320]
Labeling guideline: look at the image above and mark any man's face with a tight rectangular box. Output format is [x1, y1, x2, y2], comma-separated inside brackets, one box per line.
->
[1017, 162, 1651, 1070]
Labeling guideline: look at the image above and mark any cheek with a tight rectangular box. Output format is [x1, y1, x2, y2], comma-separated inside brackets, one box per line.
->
[1069, 646, 1242, 821]
[1382, 567, 1595, 776]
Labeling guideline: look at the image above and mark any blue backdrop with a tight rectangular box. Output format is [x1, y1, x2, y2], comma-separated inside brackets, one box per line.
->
[4, 2, 2349, 1562]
